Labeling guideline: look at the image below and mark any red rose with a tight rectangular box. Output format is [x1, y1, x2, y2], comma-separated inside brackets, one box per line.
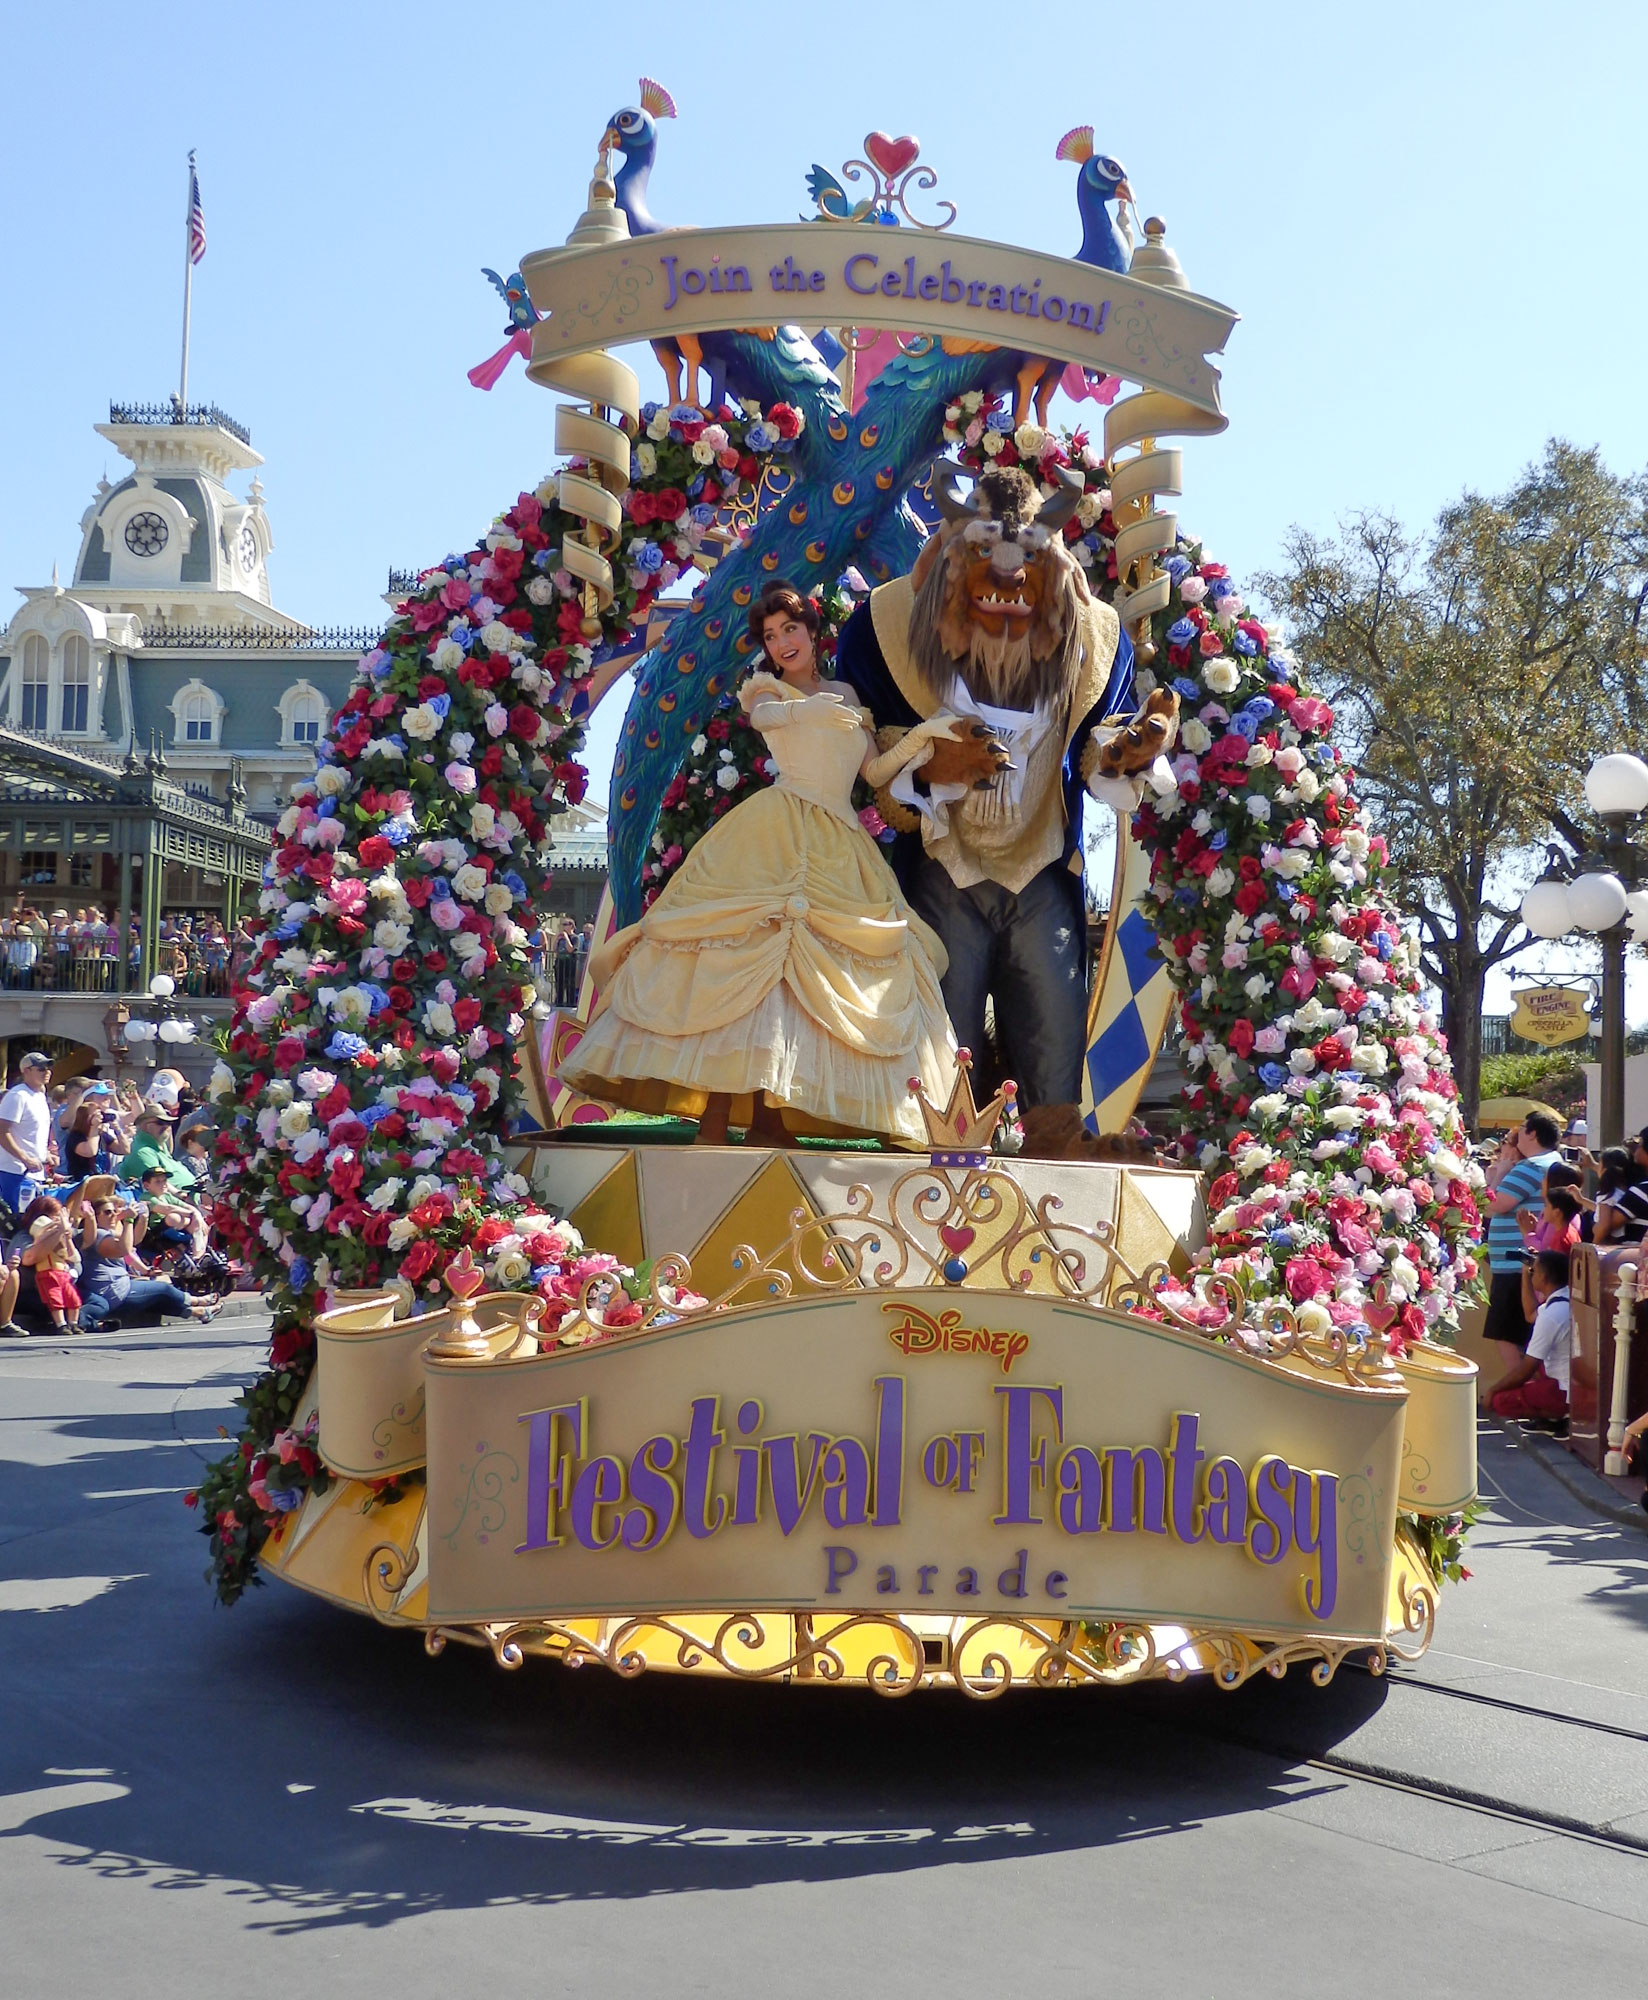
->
[361, 1213, 393, 1248]
[652, 488, 687, 522]
[768, 403, 802, 439]
[422, 951, 448, 973]
[1314, 1035, 1352, 1072]
[403, 878, 433, 908]
[629, 490, 656, 525]
[1227, 1018, 1255, 1059]
[480, 744, 504, 777]
[508, 704, 540, 741]
[452, 998, 482, 1032]
[409, 1196, 451, 1229]
[388, 984, 415, 1014]
[376, 1112, 407, 1139]
[357, 835, 394, 869]
[317, 1085, 351, 1121]
[401, 1239, 439, 1283]
[1234, 882, 1266, 916]
[475, 1217, 512, 1249]
[446, 1148, 485, 1175]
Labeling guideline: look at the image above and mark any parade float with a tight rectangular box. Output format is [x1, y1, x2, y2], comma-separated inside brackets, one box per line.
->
[193, 86, 1484, 1697]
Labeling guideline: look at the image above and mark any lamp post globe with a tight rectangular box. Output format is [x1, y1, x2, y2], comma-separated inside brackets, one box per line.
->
[1584, 753, 1648, 818]
[1566, 871, 1630, 934]
[1521, 877, 1576, 939]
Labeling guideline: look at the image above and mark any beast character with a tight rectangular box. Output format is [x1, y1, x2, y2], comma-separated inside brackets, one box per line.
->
[837, 462, 1175, 1127]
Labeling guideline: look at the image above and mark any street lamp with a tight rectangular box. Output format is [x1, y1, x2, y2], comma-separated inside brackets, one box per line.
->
[1521, 753, 1648, 1148]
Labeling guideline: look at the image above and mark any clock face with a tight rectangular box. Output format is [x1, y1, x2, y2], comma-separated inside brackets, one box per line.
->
[124, 510, 168, 557]
[238, 523, 258, 573]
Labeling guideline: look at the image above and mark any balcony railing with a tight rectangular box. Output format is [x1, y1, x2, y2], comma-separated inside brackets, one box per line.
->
[0, 943, 246, 999]
[140, 623, 381, 654]
[108, 400, 252, 446]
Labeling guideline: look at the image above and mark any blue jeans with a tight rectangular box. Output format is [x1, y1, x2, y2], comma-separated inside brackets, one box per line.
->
[79, 1278, 193, 1330]
[910, 856, 1090, 1108]
[0, 1170, 41, 1218]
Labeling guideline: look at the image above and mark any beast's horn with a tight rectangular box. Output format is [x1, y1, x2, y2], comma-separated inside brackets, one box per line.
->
[1035, 466, 1086, 533]
[929, 460, 979, 524]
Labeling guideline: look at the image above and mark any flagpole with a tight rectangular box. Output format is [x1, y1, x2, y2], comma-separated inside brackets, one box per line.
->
[178, 149, 195, 417]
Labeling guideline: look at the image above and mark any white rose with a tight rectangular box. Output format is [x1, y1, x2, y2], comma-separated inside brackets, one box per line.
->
[691, 734, 708, 757]
[716, 766, 740, 791]
[277, 1103, 312, 1139]
[431, 638, 463, 673]
[469, 804, 497, 840]
[484, 883, 514, 915]
[479, 620, 516, 654]
[451, 863, 489, 902]
[1246, 795, 1272, 823]
[1206, 865, 1235, 898]
[635, 441, 658, 475]
[403, 703, 441, 741]
[1180, 719, 1211, 755]
[1203, 662, 1240, 694]
[1296, 1299, 1334, 1336]
[492, 1248, 532, 1287]
[207, 1060, 235, 1102]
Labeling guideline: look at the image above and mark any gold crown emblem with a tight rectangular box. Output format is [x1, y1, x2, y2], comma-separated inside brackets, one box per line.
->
[908, 1048, 1017, 1161]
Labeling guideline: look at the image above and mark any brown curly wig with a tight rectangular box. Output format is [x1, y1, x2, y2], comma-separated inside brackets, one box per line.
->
[746, 582, 821, 663]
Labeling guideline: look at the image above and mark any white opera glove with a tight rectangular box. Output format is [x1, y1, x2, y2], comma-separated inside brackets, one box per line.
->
[861, 714, 963, 791]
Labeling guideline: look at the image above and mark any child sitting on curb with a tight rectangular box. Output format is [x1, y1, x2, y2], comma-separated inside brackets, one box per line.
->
[1489, 1248, 1571, 1425]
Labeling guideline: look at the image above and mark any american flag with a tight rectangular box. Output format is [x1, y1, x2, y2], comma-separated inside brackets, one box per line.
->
[187, 163, 206, 266]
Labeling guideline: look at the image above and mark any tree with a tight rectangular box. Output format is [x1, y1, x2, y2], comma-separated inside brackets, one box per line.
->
[1259, 441, 1648, 1123]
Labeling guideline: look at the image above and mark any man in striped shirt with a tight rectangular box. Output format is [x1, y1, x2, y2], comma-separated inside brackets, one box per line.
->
[1482, 1111, 1563, 1370]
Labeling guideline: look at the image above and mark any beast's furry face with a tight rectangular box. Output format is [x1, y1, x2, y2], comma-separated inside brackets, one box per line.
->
[909, 468, 1090, 711]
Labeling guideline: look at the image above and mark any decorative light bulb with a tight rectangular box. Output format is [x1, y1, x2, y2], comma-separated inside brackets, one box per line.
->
[1584, 754, 1648, 817]
[1520, 878, 1574, 939]
[1565, 871, 1629, 933]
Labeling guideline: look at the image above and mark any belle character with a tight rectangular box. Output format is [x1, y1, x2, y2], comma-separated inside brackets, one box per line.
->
[559, 583, 959, 1146]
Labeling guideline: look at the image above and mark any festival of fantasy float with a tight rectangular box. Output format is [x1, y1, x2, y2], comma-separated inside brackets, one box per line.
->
[191, 83, 1485, 1697]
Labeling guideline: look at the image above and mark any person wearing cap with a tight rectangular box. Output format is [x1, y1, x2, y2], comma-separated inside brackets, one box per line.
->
[117, 1105, 196, 1195]
[0, 1052, 56, 1215]
[51, 1075, 90, 1170]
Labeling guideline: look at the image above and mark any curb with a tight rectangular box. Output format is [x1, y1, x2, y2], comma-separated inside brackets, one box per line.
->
[1493, 1421, 1648, 1533]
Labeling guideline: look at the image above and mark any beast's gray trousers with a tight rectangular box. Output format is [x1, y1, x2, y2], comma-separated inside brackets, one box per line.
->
[910, 856, 1089, 1109]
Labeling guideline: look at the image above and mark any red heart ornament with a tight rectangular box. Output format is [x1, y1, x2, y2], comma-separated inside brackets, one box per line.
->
[1360, 1279, 1397, 1334]
[444, 1250, 486, 1302]
[939, 1224, 975, 1254]
[864, 131, 920, 180]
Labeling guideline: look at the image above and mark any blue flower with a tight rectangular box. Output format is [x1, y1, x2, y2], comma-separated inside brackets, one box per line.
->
[745, 422, 776, 451]
[1174, 887, 1200, 905]
[985, 408, 1014, 433]
[288, 1255, 312, 1290]
[640, 401, 661, 424]
[668, 403, 699, 425]
[326, 1031, 369, 1062]
[690, 503, 718, 527]
[316, 797, 337, 818]
[1374, 933, 1393, 961]
[357, 1104, 393, 1128]
[1276, 882, 1296, 901]
[1208, 830, 1227, 852]
[532, 547, 553, 572]
[502, 871, 527, 898]
[1232, 630, 1260, 656]
[634, 541, 665, 574]
[1167, 618, 1197, 646]
[1230, 711, 1261, 742]
[381, 820, 409, 847]
[1166, 555, 1193, 584]
[1172, 675, 1200, 698]
[273, 920, 302, 942]
[427, 693, 451, 721]
[429, 877, 452, 901]
[1268, 1227, 1296, 1250]
[686, 474, 707, 500]
[266, 1485, 304, 1513]
[360, 983, 392, 1017]
[1258, 1062, 1288, 1090]
[1240, 696, 1277, 725]
[447, 621, 472, 652]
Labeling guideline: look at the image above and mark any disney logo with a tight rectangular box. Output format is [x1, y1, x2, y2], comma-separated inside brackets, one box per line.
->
[882, 1303, 1030, 1376]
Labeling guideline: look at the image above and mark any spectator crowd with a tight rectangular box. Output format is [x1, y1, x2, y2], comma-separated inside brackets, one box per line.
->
[0, 1051, 229, 1337]
[1482, 1110, 1648, 1513]
[0, 901, 254, 996]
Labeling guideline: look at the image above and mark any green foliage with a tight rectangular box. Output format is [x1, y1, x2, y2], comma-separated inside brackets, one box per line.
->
[1259, 440, 1648, 1121]
[1479, 1050, 1586, 1107]
[1404, 1499, 1487, 1588]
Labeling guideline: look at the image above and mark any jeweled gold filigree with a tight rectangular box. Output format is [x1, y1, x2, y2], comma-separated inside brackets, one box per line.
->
[1151, 1267, 1402, 1386]
[410, 1607, 1415, 1696]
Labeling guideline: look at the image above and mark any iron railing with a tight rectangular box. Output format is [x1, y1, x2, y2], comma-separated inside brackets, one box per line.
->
[139, 623, 380, 653]
[107, 401, 252, 446]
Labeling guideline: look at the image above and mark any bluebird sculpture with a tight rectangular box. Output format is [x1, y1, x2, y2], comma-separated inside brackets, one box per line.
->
[467, 267, 542, 390]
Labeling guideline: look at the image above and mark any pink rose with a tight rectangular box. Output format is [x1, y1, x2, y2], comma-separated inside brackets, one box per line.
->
[430, 898, 464, 932]
[445, 762, 477, 794]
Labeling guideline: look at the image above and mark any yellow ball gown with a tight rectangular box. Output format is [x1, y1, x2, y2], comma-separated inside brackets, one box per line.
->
[559, 675, 957, 1144]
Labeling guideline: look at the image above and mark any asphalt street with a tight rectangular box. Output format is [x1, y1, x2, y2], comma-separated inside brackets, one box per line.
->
[2, 1314, 1645, 1998]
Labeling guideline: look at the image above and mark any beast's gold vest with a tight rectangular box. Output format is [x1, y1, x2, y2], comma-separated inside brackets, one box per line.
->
[868, 575, 1121, 895]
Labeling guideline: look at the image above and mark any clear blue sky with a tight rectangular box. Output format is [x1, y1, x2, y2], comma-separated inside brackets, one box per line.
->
[3, 0, 1646, 1011]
